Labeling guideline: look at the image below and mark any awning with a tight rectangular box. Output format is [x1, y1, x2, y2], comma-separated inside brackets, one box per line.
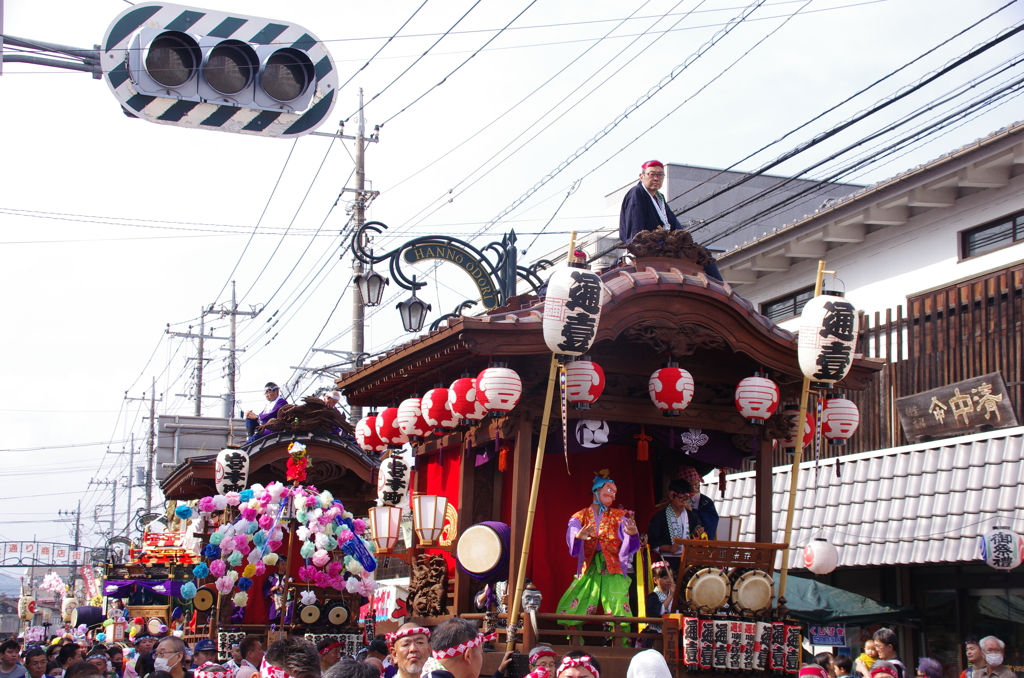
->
[774, 573, 920, 625]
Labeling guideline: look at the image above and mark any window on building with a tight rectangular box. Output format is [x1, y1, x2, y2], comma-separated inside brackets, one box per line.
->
[762, 286, 815, 322]
[962, 212, 1024, 258]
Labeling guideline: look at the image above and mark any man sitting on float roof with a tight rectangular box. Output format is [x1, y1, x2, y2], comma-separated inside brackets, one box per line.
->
[618, 160, 723, 281]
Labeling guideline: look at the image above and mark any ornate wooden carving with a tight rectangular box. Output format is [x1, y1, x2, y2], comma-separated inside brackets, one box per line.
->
[407, 554, 449, 617]
[622, 319, 728, 357]
[625, 228, 715, 266]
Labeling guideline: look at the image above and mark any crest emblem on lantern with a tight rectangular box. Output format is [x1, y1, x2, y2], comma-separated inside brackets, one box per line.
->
[575, 419, 610, 448]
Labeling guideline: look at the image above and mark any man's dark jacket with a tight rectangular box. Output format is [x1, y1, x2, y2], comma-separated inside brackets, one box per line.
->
[619, 181, 682, 244]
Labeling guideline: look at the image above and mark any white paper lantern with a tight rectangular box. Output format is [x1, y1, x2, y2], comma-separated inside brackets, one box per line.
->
[803, 539, 839, 575]
[18, 596, 35, 622]
[797, 292, 859, 386]
[377, 450, 413, 509]
[821, 396, 860, 445]
[565, 358, 606, 410]
[542, 265, 605, 356]
[215, 448, 249, 495]
[980, 528, 1024, 570]
[368, 506, 403, 551]
[477, 364, 522, 417]
[412, 495, 448, 545]
[422, 387, 459, 433]
[356, 413, 388, 453]
[396, 397, 430, 440]
[734, 374, 780, 424]
[61, 596, 79, 623]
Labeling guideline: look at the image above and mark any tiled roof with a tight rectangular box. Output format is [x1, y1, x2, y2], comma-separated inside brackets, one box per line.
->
[700, 426, 1024, 569]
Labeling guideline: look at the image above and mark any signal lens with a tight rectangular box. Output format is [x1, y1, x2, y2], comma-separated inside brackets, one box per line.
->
[260, 49, 314, 102]
[146, 33, 199, 88]
[204, 40, 257, 95]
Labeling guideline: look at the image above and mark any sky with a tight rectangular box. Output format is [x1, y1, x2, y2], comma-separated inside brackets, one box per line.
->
[1, 0, 1022, 551]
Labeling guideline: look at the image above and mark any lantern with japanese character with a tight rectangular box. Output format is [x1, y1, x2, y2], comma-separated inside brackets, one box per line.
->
[542, 265, 605, 356]
[821, 396, 860, 445]
[797, 291, 859, 387]
[777, 405, 814, 452]
[565, 357, 605, 410]
[356, 412, 387, 453]
[448, 375, 487, 423]
[422, 387, 459, 434]
[803, 539, 839, 575]
[648, 362, 694, 416]
[376, 406, 409, 447]
[477, 364, 522, 417]
[980, 528, 1024, 570]
[396, 396, 430, 442]
[18, 596, 35, 622]
[215, 448, 249, 495]
[734, 373, 780, 424]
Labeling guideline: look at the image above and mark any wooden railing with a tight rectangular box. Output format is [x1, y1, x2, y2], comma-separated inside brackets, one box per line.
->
[744, 263, 1024, 469]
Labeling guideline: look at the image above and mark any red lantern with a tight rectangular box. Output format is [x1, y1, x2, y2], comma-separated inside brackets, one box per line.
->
[356, 412, 387, 453]
[375, 406, 409, 447]
[448, 375, 487, 423]
[477, 364, 522, 417]
[565, 358, 605, 410]
[734, 374, 780, 424]
[821, 396, 859, 445]
[648, 362, 694, 416]
[422, 387, 458, 434]
[396, 397, 430, 442]
[777, 405, 814, 452]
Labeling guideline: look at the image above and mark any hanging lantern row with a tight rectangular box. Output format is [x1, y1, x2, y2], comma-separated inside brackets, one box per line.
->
[565, 357, 605, 410]
[353, 364, 524, 452]
[734, 373, 781, 424]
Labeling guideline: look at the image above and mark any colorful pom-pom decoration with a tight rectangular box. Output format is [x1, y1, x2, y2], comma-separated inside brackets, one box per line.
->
[242, 564, 257, 578]
[202, 544, 221, 559]
[300, 590, 317, 606]
[237, 577, 253, 592]
[227, 550, 243, 567]
[180, 582, 197, 600]
[174, 505, 195, 520]
[262, 553, 279, 566]
[233, 592, 249, 607]
[209, 560, 227, 578]
[192, 563, 210, 580]
[239, 489, 254, 502]
[215, 576, 233, 594]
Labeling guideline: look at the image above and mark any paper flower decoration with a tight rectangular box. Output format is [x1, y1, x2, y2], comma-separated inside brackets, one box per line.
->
[300, 590, 317, 606]
[345, 577, 360, 594]
[225, 492, 241, 506]
[175, 505, 195, 520]
[227, 550, 243, 567]
[209, 532, 225, 546]
[242, 564, 257, 578]
[287, 442, 309, 482]
[215, 576, 233, 594]
[237, 577, 253, 592]
[202, 544, 221, 559]
[255, 562, 266, 576]
[300, 541, 315, 558]
[212, 495, 229, 511]
[180, 582, 197, 600]
[209, 560, 227, 578]
[198, 497, 216, 513]
[312, 549, 330, 568]
[240, 489, 254, 502]
[262, 553, 279, 566]
[233, 592, 248, 607]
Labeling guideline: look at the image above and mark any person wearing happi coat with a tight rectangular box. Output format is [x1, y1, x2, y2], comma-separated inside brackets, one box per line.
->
[555, 470, 640, 642]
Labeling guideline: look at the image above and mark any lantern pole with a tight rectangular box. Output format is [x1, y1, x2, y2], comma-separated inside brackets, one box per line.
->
[777, 259, 831, 601]
[506, 232, 577, 652]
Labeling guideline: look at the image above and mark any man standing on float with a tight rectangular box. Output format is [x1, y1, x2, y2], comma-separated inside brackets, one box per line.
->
[556, 470, 640, 643]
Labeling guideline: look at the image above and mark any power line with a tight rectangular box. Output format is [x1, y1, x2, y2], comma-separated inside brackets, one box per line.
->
[336, 0, 432, 95]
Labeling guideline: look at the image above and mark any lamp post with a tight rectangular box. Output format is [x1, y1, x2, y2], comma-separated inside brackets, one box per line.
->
[355, 256, 389, 307]
[396, 276, 432, 333]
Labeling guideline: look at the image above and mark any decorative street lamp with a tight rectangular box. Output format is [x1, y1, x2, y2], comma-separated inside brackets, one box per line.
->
[396, 276, 432, 333]
[412, 495, 448, 546]
[355, 258, 389, 307]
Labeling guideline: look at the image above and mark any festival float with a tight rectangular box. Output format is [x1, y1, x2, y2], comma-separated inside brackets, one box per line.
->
[332, 227, 882, 677]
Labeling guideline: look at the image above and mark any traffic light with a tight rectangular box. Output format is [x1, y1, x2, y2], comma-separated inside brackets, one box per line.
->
[102, 2, 338, 138]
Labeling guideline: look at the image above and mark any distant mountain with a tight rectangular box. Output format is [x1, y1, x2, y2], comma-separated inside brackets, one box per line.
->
[0, 572, 21, 597]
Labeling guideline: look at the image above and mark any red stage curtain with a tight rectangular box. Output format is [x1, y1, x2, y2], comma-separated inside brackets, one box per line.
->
[526, 444, 655, 612]
[421, 444, 462, 576]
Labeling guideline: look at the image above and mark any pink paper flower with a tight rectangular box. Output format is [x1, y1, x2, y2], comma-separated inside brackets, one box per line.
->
[254, 562, 266, 576]
[267, 540, 283, 552]
[297, 565, 316, 583]
[209, 559, 227, 578]
[198, 497, 216, 513]
[259, 515, 274, 530]
[353, 519, 367, 536]
[336, 529, 354, 544]
[215, 575, 234, 594]
[225, 492, 241, 506]
[311, 549, 330, 568]
[327, 561, 343, 577]
[240, 507, 257, 522]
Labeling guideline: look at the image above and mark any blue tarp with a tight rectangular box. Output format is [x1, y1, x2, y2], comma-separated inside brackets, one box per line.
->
[774, 573, 920, 624]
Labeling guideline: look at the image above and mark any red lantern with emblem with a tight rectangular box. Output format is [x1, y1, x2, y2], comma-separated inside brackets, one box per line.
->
[448, 375, 487, 423]
[648, 362, 694, 417]
[422, 387, 458, 434]
[477, 363, 522, 417]
[777, 405, 814, 452]
[396, 396, 430, 442]
[375, 406, 409, 448]
[734, 373, 780, 424]
[565, 357, 605, 410]
[356, 412, 387, 453]
[821, 395, 860, 446]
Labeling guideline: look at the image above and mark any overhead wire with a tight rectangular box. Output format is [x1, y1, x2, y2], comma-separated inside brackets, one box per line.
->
[336, 0, 433, 95]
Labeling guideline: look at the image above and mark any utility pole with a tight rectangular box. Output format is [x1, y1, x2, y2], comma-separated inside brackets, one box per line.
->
[89, 478, 117, 539]
[105, 434, 137, 535]
[126, 379, 161, 514]
[58, 501, 81, 550]
[217, 282, 260, 422]
[168, 306, 229, 415]
[351, 89, 370, 423]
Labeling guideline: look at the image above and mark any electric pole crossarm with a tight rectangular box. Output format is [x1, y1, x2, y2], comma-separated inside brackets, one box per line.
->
[166, 332, 230, 340]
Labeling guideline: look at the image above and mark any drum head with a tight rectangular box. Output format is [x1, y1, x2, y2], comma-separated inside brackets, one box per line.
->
[685, 567, 730, 610]
[194, 587, 215, 612]
[456, 524, 503, 574]
[300, 605, 321, 624]
[326, 602, 349, 626]
[147, 618, 163, 635]
[731, 569, 774, 612]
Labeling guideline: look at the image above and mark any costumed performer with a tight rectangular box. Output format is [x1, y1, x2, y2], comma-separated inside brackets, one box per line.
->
[264, 556, 291, 623]
[246, 382, 287, 442]
[555, 470, 640, 642]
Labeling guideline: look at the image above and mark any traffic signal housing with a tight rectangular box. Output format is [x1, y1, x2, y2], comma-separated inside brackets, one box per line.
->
[103, 2, 337, 138]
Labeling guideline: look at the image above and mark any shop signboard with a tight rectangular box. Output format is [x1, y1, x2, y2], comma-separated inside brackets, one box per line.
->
[896, 372, 1017, 442]
[808, 625, 846, 646]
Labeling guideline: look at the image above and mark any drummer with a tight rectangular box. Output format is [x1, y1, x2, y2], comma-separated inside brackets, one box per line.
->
[646, 479, 707, 569]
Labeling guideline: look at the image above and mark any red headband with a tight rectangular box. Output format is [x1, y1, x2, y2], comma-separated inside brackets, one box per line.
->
[871, 668, 899, 678]
[651, 561, 670, 570]
[529, 649, 557, 665]
[800, 668, 829, 678]
[260, 657, 290, 678]
[641, 160, 664, 171]
[194, 663, 235, 678]
[387, 627, 431, 651]
[557, 656, 600, 678]
[319, 643, 343, 657]
[431, 632, 497, 660]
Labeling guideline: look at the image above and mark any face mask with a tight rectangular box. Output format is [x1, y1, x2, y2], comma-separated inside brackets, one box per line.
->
[985, 654, 1003, 667]
[154, 656, 178, 673]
